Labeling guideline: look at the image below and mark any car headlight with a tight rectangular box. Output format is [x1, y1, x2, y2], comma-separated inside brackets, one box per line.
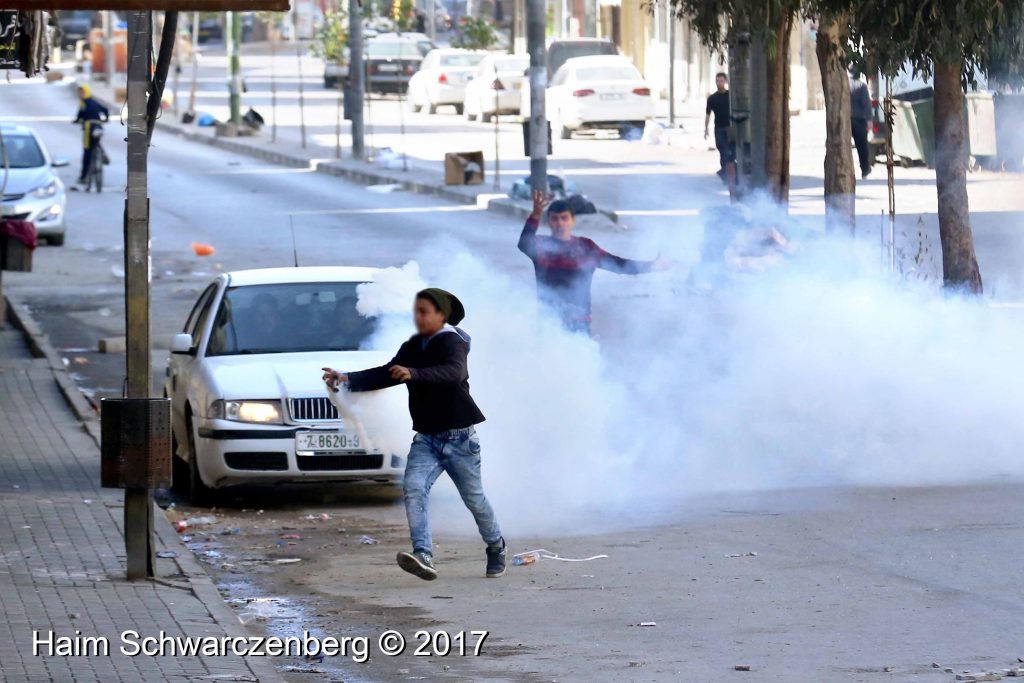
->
[31, 180, 58, 198]
[209, 399, 283, 424]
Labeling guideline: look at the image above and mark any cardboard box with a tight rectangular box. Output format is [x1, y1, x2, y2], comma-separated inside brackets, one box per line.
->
[444, 151, 485, 185]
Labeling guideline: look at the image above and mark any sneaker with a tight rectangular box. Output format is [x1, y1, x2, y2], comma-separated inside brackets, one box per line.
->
[397, 550, 438, 581]
[485, 538, 506, 578]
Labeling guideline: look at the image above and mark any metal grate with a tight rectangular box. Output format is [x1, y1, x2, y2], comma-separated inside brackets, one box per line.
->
[289, 397, 339, 422]
[297, 454, 384, 472]
[224, 452, 289, 471]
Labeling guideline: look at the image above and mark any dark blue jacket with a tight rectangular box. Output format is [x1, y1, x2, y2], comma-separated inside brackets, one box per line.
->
[75, 98, 109, 124]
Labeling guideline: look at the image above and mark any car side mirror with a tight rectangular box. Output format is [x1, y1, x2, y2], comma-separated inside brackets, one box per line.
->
[51, 157, 70, 168]
[170, 333, 195, 355]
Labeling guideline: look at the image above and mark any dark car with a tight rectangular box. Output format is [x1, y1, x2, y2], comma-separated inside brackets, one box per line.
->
[364, 33, 434, 94]
[195, 16, 223, 44]
[56, 10, 96, 50]
[545, 38, 618, 78]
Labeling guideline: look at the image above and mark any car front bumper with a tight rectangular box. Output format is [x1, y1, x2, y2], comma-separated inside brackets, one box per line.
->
[1, 192, 67, 237]
[195, 419, 404, 488]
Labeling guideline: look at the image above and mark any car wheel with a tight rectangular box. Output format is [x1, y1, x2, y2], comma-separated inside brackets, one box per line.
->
[47, 233, 66, 246]
[481, 111, 493, 123]
[185, 411, 214, 506]
[408, 97, 421, 113]
[464, 106, 477, 121]
[426, 101, 437, 115]
[454, 103, 464, 116]
[558, 113, 572, 140]
[323, 77, 334, 89]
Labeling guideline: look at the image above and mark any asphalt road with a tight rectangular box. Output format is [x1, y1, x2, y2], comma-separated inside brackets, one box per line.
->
[5, 73, 1024, 683]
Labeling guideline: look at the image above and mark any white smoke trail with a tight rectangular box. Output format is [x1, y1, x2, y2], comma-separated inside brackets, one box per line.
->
[350, 207, 1024, 536]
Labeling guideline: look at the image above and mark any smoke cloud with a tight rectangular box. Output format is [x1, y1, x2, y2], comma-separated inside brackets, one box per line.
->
[349, 202, 1024, 537]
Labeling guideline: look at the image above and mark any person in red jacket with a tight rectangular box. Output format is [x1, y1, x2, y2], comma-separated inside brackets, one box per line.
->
[518, 190, 672, 334]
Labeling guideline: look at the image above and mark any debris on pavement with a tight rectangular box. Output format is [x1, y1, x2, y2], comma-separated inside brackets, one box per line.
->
[734, 665, 751, 671]
[176, 515, 217, 531]
[512, 548, 608, 564]
[725, 552, 758, 558]
[359, 535, 379, 545]
[156, 550, 179, 559]
[367, 183, 402, 194]
[636, 622, 657, 627]
[191, 242, 216, 257]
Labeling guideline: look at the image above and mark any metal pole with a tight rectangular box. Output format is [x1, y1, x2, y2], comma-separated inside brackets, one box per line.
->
[526, 0, 547, 192]
[668, 12, 675, 126]
[493, 83, 500, 190]
[227, 12, 241, 126]
[172, 19, 180, 116]
[124, 10, 154, 581]
[429, 0, 436, 42]
[296, 42, 306, 148]
[270, 34, 277, 142]
[349, 0, 365, 160]
[103, 10, 115, 84]
[188, 11, 199, 114]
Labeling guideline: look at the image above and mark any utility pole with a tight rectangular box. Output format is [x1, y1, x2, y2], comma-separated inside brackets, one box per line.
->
[526, 0, 546, 191]
[668, 12, 675, 126]
[188, 11, 199, 115]
[349, 0, 365, 160]
[123, 9, 154, 581]
[103, 10, 115, 84]
[226, 11, 241, 126]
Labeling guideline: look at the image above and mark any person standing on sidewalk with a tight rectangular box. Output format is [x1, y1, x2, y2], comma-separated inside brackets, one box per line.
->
[518, 190, 672, 334]
[72, 84, 109, 187]
[849, 68, 873, 178]
[321, 288, 505, 581]
[704, 73, 735, 183]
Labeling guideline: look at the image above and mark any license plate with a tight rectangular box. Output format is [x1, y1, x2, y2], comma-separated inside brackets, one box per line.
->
[600, 93, 624, 101]
[378, 64, 399, 72]
[295, 431, 362, 453]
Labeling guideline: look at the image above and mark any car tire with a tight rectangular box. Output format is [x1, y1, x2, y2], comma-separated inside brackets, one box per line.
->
[47, 233, 66, 247]
[558, 114, 572, 140]
[408, 98, 421, 113]
[185, 411, 214, 506]
[323, 77, 334, 89]
[426, 101, 437, 115]
[481, 111, 493, 123]
[454, 103, 464, 116]
[464, 107, 477, 121]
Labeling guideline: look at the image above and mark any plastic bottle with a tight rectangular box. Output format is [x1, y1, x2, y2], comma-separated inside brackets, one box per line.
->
[512, 551, 539, 566]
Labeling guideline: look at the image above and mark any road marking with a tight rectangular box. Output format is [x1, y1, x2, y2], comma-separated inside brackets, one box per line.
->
[284, 205, 483, 216]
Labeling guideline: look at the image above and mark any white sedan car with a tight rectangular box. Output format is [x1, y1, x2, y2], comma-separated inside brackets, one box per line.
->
[546, 55, 655, 139]
[164, 266, 405, 503]
[407, 48, 485, 114]
[462, 53, 529, 122]
[0, 124, 70, 245]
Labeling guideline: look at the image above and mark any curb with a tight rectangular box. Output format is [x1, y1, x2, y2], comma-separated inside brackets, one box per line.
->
[88, 85, 621, 225]
[2, 293, 285, 683]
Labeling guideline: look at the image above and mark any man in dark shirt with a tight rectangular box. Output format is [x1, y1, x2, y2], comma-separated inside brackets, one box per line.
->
[518, 190, 671, 334]
[704, 72, 734, 183]
[321, 288, 504, 581]
[849, 68, 873, 178]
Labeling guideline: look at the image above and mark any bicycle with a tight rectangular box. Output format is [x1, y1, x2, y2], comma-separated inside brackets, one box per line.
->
[82, 123, 107, 193]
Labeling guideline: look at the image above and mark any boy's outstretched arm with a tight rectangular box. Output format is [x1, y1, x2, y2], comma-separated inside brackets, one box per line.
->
[323, 350, 406, 393]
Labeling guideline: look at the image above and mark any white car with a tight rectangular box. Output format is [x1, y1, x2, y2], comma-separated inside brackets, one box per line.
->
[545, 55, 655, 139]
[164, 266, 405, 503]
[0, 125, 69, 245]
[407, 48, 485, 115]
[462, 53, 529, 122]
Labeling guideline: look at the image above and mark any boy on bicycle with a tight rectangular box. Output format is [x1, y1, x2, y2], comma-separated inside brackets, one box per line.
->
[73, 85, 109, 186]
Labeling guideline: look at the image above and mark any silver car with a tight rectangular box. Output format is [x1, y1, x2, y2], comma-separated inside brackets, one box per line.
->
[1, 125, 69, 246]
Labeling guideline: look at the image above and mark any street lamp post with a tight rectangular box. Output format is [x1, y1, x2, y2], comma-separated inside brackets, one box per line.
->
[227, 11, 241, 126]
[348, 0, 365, 160]
[526, 0, 547, 192]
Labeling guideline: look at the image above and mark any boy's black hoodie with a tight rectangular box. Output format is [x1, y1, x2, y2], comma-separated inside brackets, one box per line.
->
[346, 327, 485, 435]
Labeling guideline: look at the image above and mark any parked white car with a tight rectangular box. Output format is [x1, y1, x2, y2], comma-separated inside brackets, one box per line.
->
[545, 55, 655, 139]
[407, 48, 485, 114]
[0, 124, 69, 245]
[164, 266, 405, 503]
[462, 53, 529, 122]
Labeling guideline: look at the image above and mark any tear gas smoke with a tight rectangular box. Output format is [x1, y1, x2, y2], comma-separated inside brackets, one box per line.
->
[349, 202, 1024, 536]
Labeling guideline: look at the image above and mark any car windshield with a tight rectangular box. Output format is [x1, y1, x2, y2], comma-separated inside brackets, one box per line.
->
[206, 282, 376, 356]
[576, 65, 641, 81]
[0, 134, 46, 168]
[440, 53, 484, 67]
[368, 41, 427, 58]
[495, 56, 528, 72]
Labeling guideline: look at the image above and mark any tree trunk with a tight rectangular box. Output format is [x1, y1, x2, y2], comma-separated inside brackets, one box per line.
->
[764, 12, 792, 205]
[932, 60, 983, 293]
[815, 18, 856, 234]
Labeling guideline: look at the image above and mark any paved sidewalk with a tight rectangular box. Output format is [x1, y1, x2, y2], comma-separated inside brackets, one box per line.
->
[0, 320, 280, 682]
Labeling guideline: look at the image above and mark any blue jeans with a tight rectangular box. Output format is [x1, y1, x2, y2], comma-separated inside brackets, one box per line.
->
[403, 427, 502, 555]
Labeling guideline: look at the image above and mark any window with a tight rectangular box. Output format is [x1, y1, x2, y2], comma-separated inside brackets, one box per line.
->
[575, 65, 641, 82]
[206, 282, 376, 357]
[0, 134, 46, 169]
[183, 284, 218, 335]
[495, 56, 528, 74]
[440, 53, 485, 67]
[367, 41, 427, 59]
